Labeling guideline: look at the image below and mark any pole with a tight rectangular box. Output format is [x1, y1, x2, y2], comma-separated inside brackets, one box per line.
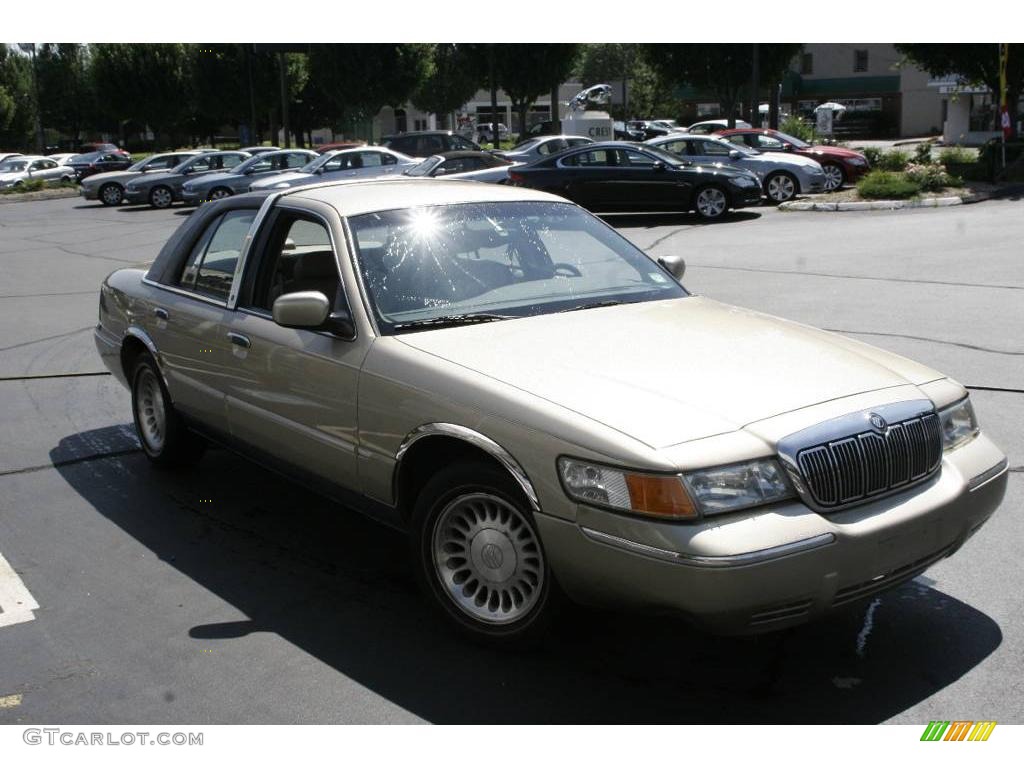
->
[20, 44, 45, 153]
[489, 45, 499, 148]
[246, 45, 258, 145]
[750, 43, 760, 127]
[278, 51, 291, 148]
[998, 43, 1008, 171]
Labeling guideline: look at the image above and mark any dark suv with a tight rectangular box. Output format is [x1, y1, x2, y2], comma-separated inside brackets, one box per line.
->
[381, 131, 479, 157]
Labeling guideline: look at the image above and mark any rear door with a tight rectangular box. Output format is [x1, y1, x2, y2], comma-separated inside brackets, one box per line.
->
[148, 208, 257, 431]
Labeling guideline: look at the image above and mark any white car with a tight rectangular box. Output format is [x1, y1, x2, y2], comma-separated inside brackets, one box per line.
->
[249, 147, 416, 192]
[47, 153, 79, 166]
[0, 155, 76, 189]
[688, 119, 753, 134]
[1, 152, 24, 163]
[647, 133, 827, 202]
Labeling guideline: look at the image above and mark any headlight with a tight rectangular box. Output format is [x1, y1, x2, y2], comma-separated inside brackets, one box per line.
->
[847, 157, 867, 166]
[938, 397, 979, 451]
[683, 458, 794, 516]
[729, 176, 758, 188]
[557, 458, 697, 519]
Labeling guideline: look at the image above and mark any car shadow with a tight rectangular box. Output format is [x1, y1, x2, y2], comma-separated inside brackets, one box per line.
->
[51, 425, 1002, 724]
[601, 210, 762, 229]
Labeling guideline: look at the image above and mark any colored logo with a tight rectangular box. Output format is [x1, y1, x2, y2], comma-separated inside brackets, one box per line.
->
[920, 721, 997, 741]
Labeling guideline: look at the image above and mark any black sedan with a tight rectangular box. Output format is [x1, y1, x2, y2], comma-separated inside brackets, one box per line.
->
[68, 150, 133, 180]
[508, 142, 763, 220]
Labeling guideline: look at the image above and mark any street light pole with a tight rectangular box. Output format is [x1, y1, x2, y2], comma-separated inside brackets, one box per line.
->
[278, 52, 291, 148]
[18, 43, 45, 153]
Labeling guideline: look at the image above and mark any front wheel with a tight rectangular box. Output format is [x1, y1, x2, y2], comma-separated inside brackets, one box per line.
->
[693, 185, 730, 220]
[100, 182, 124, 206]
[764, 171, 798, 203]
[149, 185, 173, 209]
[821, 162, 845, 192]
[131, 353, 205, 467]
[209, 186, 232, 201]
[412, 461, 559, 647]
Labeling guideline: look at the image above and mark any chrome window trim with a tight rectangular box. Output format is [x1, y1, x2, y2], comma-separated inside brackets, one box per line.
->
[580, 527, 836, 568]
[395, 423, 540, 512]
[141, 275, 229, 309]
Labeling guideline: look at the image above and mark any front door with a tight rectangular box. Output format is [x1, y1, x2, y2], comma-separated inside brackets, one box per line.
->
[222, 208, 364, 491]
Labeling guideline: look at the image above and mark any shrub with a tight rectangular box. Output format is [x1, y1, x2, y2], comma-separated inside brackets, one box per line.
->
[904, 162, 961, 191]
[861, 146, 884, 167]
[856, 170, 920, 199]
[779, 115, 816, 144]
[874, 149, 910, 172]
[0, 178, 46, 194]
[939, 145, 976, 166]
[913, 141, 934, 164]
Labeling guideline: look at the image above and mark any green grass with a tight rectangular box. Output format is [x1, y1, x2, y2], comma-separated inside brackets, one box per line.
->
[939, 146, 976, 166]
[856, 170, 921, 199]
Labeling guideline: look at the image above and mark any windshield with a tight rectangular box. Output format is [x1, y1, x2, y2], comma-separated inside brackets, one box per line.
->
[510, 138, 539, 151]
[231, 154, 274, 174]
[348, 201, 687, 333]
[709, 138, 758, 157]
[300, 153, 332, 173]
[404, 156, 444, 177]
[772, 130, 811, 149]
[0, 160, 28, 172]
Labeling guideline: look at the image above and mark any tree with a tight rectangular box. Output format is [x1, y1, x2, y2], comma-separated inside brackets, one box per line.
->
[0, 47, 34, 150]
[896, 44, 1022, 139]
[642, 44, 802, 127]
[91, 44, 192, 148]
[411, 44, 485, 129]
[578, 43, 678, 119]
[36, 44, 96, 144]
[496, 44, 580, 136]
[307, 44, 430, 137]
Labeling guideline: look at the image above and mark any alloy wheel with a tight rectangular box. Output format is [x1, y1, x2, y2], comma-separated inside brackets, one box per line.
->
[766, 173, 796, 202]
[822, 164, 844, 191]
[101, 184, 123, 205]
[432, 492, 545, 625]
[150, 187, 172, 208]
[210, 187, 231, 201]
[696, 187, 727, 218]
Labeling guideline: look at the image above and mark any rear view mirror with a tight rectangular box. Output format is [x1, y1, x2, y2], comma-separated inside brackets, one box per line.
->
[272, 291, 330, 329]
[728, 149, 741, 159]
[657, 255, 686, 282]
[652, 161, 666, 171]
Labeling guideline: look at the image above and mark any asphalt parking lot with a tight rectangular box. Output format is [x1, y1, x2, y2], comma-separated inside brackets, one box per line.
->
[0, 195, 1021, 724]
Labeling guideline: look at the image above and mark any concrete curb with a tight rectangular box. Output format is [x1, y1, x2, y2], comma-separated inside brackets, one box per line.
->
[0, 188, 80, 205]
[780, 196, 964, 212]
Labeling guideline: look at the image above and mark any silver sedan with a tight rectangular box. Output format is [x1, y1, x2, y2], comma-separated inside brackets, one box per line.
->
[248, 147, 416, 192]
[495, 135, 593, 164]
[648, 134, 826, 202]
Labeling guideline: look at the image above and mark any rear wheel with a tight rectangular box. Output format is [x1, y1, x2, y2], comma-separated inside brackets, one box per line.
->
[693, 185, 730, 220]
[99, 182, 124, 206]
[764, 171, 798, 203]
[822, 162, 845, 192]
[209, 186, 232, 201]
[130, 352, 205, 467]
[412, 461, 559, 647]
[149, 185, 173, 209]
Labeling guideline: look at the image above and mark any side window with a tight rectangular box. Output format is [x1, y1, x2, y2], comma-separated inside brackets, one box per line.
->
[189, 157, 212, 173]
[221, 154, 245, 170]
[724, 135, 748, 148]
[565, 149, 614, 167]
[358, 152, 383, 167]
[700, 140, 732, 156]
[659, 140, 690, 156]
[177, 209, 256, 301]
[102, 154, 120, 163]
[567, 138, 591, 148]
[30, 160, 46, 170]
[756, 134, 785, 149]
[381, 153, 397, 165]
[450, 135, 475, 150]
[621, 150, 656, 167]
[247, 213, 340, 313]
[286, 153, 310, 169]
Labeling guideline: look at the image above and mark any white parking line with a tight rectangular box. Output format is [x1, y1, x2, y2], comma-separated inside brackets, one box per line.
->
[0, 553, 39, 628]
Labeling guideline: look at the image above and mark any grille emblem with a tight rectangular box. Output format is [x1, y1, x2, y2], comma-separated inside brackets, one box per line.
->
[868, 413, 887, 431]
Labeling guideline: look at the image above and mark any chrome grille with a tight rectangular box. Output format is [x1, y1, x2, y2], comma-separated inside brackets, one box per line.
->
[795, 412, 941, 509]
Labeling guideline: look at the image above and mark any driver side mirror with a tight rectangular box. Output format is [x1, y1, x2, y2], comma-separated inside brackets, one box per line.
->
[657, 255, 686, 282]
[728, 149, 741, 159]
[273, 291, 330, 329]
[781, 142, 793, 151]
[652, 160, 666, 172]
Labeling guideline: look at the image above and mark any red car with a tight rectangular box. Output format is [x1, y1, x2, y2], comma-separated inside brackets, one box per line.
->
[315, 141, 366, 154]
[714, 128, 869, 191]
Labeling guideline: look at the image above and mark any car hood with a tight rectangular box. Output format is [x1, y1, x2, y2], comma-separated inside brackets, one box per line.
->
[395, 296, 943, 449]
[251, 171, 311, 189]
[804, 145, 865, 160]
[81, 169, 141, 187]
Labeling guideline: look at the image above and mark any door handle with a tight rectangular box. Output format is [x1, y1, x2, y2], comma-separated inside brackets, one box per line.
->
[227, 332, 251, 349]
[154, 307, 169, 320]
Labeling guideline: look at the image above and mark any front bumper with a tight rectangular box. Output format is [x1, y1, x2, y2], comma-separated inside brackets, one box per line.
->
[79, 185, 99, 200]
[122, 188, 148, 204]
[730, 184, 764, 208]
[180, 188, 203, 206]
[537, 433, 1007, 635]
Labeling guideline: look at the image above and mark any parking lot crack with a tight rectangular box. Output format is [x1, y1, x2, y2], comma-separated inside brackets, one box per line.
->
[823, 328, 1024, 357]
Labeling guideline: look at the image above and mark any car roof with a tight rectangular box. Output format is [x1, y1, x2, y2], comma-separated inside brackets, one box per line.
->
[11, 155, 47, 162]
[383, 131, 456, 139]
[434, 150, 496, 160]
[286, 178, 566, 216]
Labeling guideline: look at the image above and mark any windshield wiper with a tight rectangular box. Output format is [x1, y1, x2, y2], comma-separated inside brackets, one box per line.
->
[558, 300, 634, 313]
[392, 313, 513, 331]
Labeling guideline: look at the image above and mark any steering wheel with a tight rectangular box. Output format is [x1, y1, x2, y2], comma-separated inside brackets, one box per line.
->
[552, 262, 582, 277]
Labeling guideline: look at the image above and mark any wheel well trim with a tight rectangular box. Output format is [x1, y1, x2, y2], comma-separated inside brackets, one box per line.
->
[394, 423, 541, 511]
[123, 326, 171, 392]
